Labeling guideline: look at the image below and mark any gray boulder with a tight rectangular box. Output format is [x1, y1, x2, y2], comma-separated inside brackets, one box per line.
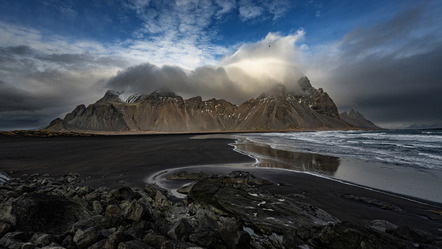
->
[0, 193, 87, 234]
[73, 227, 99, 249]
[105, 231, 134, 249]
[118, 240, 153, 249]
[167, 218, 194, 241]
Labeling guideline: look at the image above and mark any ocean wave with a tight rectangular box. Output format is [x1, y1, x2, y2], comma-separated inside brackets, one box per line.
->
[237, 130, 442, 171]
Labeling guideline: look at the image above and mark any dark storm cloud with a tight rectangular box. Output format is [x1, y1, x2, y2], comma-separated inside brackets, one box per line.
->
[0, 80, 59, 130]
[0, 45, 126, 72]
[107, 63, 250, 104]
[318, 2, 442, 128]
[0, 80, 51, 112]
[331, 46, 442, 126]
[0, 45, 126, 130]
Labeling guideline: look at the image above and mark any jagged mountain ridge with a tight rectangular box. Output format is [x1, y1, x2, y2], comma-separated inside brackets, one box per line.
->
[45, 77, 355, 132]
[340, 109, 380, 129]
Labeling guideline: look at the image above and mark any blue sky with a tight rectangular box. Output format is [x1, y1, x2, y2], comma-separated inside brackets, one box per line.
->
[0, 0, 441, 129]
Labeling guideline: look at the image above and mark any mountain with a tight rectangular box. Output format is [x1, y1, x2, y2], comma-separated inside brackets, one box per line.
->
[340, 109, 380, 129]
[45, 77, 360, 133]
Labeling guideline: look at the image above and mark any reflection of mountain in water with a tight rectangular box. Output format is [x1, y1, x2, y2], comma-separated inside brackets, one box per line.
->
[235, 142, 340, 176]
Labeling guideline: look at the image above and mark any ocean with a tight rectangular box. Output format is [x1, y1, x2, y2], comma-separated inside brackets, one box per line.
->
[234, 129, 442, 203]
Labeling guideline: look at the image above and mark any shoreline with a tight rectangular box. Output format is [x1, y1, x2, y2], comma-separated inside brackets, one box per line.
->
[1, 126, 381, 138]
[232, 132, 442, 204]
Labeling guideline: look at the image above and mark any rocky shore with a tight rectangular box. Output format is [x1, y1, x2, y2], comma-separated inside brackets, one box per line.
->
[0, 171, 441, 249]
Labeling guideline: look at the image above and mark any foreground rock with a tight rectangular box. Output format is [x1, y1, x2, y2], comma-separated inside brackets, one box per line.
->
[0, 171, 440, 249]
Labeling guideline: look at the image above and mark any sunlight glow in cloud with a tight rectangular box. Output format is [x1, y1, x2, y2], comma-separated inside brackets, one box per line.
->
[221, 30, 306, 90]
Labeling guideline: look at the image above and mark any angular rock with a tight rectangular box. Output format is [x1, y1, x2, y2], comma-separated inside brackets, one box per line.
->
[342, 194, 402, 212]
[111, 187, 137, 201]
[0, 232, 32, 249]
[0, 199, 16, 226]
[30, 232, 53, 247]
[167, 218, 194, 241]
[75, 186, 93, 196]
[73, 227, 99, 249]
[160, 240, 201, 249]
[105, 231, 134, 249]
[0, 221, 12, 237]
[61, 234, 74, 248]
[392, 226, 434, 243]
[92, 200, 104, 214]
[16, 184, 36, 194]
[124, 220, 153, 239]
[41, 246, 66, 249]
[118, 240, 153, 249]
[0, 193, 86, 234]
[153, 190, 172, 208]
[233, 231, 251, 249]
[88, 239, 106, 249]
[312, 222, 410, 249]
[22, 242, 35, 249]
[219, 218, 250, 249]
[76, 215, 126, 230]
[283, 226, 322, 248]
[369, 220, 398, 233]
[105, 204, 122, 216]
[188, 177, 339, 234]
[194, 212, 219, 232]
[189, 230, 220, 248]
[124, 200, 152, 221]
[143, 232, 167, 248]
[85, 191, 101, 203]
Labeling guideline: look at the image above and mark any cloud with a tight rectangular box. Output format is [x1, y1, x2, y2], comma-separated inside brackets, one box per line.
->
[238, 0, 264, 21]
[0, 80, 59, 129]
[304, 1, 442, 128]
[118, 0, 293, 68]
[42, 0, 78, 18]
[221, 30, 306, 84]
[0, 1, 294, 72]
[215, 0, 236, 17]
[107, 30, 308, 103]
[0, 44, 126, 130]
[107, 63, 244, 103]
[238, 0, 291, 21]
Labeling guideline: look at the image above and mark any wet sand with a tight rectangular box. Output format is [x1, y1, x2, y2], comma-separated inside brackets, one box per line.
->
[1, 134, 441, 236]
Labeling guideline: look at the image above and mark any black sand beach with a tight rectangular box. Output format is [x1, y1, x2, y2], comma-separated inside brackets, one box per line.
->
[0, 134, 252, 187]
[1, 133, 442, 240]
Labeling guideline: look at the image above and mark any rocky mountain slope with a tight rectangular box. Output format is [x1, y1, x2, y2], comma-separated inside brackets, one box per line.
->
[45, 77, 356, 132]
[340, 109, 380, 129]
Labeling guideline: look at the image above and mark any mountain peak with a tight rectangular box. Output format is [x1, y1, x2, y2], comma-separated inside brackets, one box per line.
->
[340, 109, 380, 129]
[261, 84, 287, 98]
[150, 87, 179, 98]
[96, 90, 123, 103]
[296, 76, 313, 95]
